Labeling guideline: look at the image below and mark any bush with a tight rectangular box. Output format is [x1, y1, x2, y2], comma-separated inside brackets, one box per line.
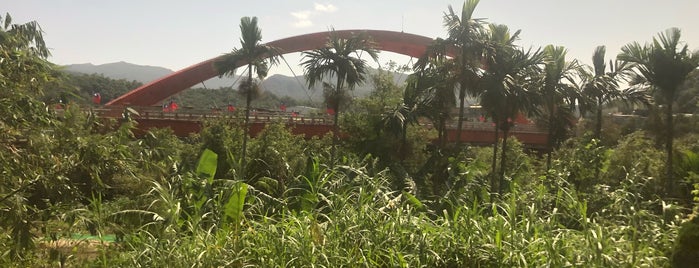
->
[672, 215, 699, 267]
[247, 122, 309, 196]
[605, 131, 664, 191]
[197, 118, 244, 179]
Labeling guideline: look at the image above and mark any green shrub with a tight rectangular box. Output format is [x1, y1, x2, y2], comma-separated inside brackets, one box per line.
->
[197, 118, 244, 179]
[247, 122, 308, 197]
[605, 131, 664, 192]
[672, 215, 699, 267]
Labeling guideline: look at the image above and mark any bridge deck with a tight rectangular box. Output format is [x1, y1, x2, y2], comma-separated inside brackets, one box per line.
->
[87, 106, 548, 147]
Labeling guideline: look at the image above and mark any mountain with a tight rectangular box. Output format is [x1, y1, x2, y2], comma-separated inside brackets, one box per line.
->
[63, 61, 239, 89]
[261, 74, 322, 101]
[62, 62, 409, 101]
[63, 62, 173, 83]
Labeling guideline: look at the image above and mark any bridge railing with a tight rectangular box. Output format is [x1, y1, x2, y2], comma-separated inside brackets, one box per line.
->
[90, 106, 546, 133]
[421, 121, 546, 134]
[93, 106, 336, 125]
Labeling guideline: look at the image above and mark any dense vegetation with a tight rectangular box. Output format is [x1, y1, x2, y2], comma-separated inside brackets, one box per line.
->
[3, 2, 699, 267]
[52, 72, 305, 110]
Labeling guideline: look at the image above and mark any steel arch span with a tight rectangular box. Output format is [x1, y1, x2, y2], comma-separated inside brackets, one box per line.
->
[106, 30, 440, 107]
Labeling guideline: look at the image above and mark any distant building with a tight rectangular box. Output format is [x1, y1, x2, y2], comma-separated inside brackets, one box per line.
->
[286, 106, 320, 116]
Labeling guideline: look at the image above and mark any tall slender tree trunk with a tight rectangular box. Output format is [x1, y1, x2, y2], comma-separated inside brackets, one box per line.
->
[330, 76, 343, 165]
[331, 102, 340, 165]
[594, 97, 603, 181]
[546, 102, 555, 173]
[241, 65, 253, 178]
[499, 126, 510, 194]
[399, 124, 408, 161]
[456, 85, 466, 148]
[439, 117, 447, 148]
[666, 101, 674, 196]
[491, 123, 499, 199]
[595, 97, 602, 140]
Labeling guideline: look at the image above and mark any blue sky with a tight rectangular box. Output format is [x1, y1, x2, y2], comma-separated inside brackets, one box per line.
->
[8, 0, 699, 76]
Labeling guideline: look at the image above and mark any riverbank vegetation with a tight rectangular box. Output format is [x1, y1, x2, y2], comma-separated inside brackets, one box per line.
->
[3, 2, 699, 266]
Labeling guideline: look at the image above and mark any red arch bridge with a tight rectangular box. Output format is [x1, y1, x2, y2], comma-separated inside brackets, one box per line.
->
[101, 29, 548, 147]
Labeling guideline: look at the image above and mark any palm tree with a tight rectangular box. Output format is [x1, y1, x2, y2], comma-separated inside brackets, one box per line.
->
[618, 28, 699, 196]
[214, 16, 281, 176]
[411, 46, 472, 196]
[540, 45, 580, 172]
[301, 30, 379, 162]
[480, 24, 543, 194]
[441, 0, 488, 147]
[411, 51, 459, 148]
[579, 46, 641, 140]
[480, 24, 519, 193]
[581, 46, 615, 139]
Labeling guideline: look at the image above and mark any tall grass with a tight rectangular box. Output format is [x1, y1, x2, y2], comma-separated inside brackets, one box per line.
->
[95, 156, 679, 267]
[1, 118, 684, 267]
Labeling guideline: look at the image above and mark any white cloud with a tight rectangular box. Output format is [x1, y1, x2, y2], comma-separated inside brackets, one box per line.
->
[291, 3, 338, 28]
[291, 11, 311, 20]
[314, 3, 337, 13]
[294, 19, 313, 28]
[291, 11, 313, 28]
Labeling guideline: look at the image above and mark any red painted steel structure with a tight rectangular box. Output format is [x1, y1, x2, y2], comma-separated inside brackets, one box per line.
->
[132, 118, 334, 139]
[106, 30, 440, 107]
[129, 116, 548, 147]
[103, 29, 548, 147]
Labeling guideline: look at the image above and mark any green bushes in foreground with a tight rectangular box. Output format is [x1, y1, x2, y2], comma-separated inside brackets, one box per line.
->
[96, 156, 678, 267]
[8, 129, 680, 267]
[4, 10, 699, 268]
[1, 109, 694, 267]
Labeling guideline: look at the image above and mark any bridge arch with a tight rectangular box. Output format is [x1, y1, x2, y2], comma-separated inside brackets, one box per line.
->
[106, 30, 441, 106]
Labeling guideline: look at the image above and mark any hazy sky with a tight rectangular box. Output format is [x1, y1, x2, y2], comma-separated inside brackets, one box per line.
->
[8, 0, 699, 76]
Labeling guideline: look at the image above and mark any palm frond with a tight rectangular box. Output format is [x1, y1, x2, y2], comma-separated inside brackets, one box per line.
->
[214, 16, 283, 80]
[592, 46, 606, 76]
[301, 30, 379, 91]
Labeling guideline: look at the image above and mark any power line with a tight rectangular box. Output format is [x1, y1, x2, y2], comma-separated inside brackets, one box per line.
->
[281, 55, 316, 104]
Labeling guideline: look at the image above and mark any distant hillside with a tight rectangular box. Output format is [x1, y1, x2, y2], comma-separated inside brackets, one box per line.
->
[63, 62, 173, 84]
[260, 74, 322, 102]
[62, 62, 409, 101]
[63, 62, 239, 89]
[259, 69, 410, 101]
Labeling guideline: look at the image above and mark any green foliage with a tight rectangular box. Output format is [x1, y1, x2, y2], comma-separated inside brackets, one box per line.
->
[459, 138, 534, 197]
[196, 118, 244, 179]
[85, 161, 679, 268]
[676, 69, 699, 114]
[246, 122, 308, 196]
[195, 149, 218, 182]
[554, 137, 610, 192]
[223, 182, 248, 228]
[4, 10, 698, 268]
[605, 131, 664, 192]
[49, 72, 142, 105]
[619, 27, 699, 197]
[672, 215, 699, 267]
[301, 30, 380, 163]
[342, 68, 435, 185]
[176, 86, 303, 110]
[575, 115, 624, 146]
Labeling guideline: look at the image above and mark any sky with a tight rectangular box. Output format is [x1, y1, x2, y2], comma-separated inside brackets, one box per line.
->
[7, 0, 699, 77]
